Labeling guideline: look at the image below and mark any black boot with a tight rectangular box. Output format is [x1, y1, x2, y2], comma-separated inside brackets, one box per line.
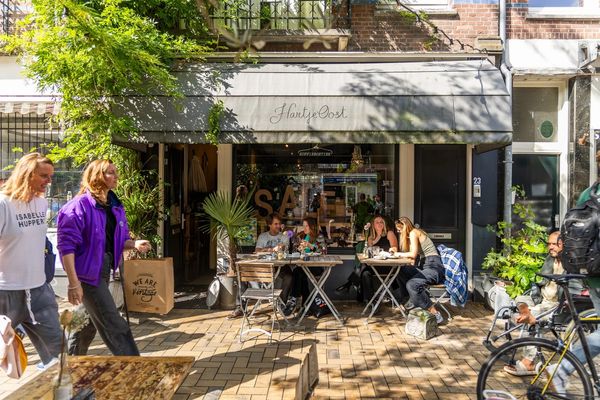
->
[335, 280, 353, 293]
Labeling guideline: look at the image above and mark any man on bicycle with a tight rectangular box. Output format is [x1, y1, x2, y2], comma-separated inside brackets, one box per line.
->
[504, 230, 583, 376]
[547, 180, 600, 394]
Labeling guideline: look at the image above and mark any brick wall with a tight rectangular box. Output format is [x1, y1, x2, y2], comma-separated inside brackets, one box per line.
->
[349, 4, 499, 52]
[507, 0, 600, 39]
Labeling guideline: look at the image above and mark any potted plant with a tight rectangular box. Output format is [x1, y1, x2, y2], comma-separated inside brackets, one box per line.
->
[202, 191, 254, 309]
[482, 187, 548, 298]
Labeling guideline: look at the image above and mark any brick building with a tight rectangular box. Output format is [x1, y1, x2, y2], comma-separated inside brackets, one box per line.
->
[3, 0, 597, 291]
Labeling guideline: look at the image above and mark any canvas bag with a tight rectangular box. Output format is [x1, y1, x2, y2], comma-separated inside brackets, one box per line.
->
[0, 316, 27, 379]
[123, 257, 174, 314]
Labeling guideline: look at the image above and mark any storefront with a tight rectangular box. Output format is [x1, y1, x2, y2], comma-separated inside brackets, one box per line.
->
[116, 53, 512, 286]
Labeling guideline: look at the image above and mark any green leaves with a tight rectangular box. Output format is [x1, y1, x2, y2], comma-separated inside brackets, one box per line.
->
[2, 0, 210, 164]
[202, 191, 254, 244]
[482, 187, 548, 297]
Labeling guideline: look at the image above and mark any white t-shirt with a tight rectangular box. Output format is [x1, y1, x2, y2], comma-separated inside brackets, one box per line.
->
[0, 194, 47, 290]
[255, 231, 287, 251]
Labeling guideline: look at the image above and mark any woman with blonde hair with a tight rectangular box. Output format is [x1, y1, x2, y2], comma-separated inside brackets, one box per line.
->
[57, 159, 151, 355]
[360, 215, 399, 303]
[0, 153, 62, 367]
[395, 216, 446, 324]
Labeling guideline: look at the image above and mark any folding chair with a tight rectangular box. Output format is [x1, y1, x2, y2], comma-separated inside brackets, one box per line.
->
[426, 284, 453, 321]
[236, 261, 285, 343]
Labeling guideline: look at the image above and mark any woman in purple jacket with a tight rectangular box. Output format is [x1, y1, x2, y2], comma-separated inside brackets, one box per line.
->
[57, 159, 151, 356]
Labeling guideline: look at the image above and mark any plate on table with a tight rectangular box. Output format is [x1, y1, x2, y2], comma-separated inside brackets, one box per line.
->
[306, 252, 321, 257]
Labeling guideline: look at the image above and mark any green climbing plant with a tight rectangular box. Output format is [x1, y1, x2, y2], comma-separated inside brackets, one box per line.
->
[206, 99, 225, 146]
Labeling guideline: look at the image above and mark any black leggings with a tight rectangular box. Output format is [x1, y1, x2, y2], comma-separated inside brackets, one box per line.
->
[291, 266, 323, 305]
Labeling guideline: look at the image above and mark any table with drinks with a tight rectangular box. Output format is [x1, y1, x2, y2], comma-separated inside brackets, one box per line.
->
[238, 251, 344, 325]
[357, 246, 414, 320]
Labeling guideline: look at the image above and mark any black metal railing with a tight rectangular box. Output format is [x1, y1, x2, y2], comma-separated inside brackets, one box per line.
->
[210, 0, 345, 31]
[0, 0, 23, 35]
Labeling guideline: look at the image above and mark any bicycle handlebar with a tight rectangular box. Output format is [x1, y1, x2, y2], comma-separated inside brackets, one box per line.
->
[536, 272, 587, 283]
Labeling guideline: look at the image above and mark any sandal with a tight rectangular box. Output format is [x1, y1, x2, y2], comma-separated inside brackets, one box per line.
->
[504, 360, 537, 376]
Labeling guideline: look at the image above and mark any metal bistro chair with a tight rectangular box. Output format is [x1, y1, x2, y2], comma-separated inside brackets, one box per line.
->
[426, 284, 453, 321]
[236, 260, 284, 343]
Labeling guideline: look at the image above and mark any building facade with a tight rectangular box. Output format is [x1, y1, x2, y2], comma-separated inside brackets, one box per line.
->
[4, 0, 597, 292]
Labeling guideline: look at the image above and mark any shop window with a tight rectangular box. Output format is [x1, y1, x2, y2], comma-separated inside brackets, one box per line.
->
[512, 87, 559, 143]
[512, 154, 559, 230]
[234, 144, 396, 250]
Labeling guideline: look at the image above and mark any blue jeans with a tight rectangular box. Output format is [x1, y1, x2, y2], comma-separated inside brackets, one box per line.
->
[562, 286, 600, 375]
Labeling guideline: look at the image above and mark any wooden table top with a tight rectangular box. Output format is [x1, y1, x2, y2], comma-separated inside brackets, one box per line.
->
[357, 254, 414, 266]
[9, 355, 194, 400]
[238, 255, 343, 268]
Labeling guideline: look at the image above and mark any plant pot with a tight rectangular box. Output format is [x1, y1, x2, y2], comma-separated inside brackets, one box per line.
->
[217, 273, 237, 310]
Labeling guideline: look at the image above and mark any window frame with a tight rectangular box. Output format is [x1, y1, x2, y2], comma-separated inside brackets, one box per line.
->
[512, 79, 569, 223]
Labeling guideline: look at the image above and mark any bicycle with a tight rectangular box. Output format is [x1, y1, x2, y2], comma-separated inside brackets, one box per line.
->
[477, 273, 600, 400]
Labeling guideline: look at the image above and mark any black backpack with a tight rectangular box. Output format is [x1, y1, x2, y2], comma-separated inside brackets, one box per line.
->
[561, 182, 600, 275]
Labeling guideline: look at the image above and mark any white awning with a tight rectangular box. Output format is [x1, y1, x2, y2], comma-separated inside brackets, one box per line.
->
[114, 59, 512, 144]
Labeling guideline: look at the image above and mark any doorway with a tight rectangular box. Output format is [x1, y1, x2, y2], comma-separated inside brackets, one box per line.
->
[414, 145, 466, 253]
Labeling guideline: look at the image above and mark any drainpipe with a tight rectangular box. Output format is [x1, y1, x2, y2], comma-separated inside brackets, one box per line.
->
[500, 0, 513, 236]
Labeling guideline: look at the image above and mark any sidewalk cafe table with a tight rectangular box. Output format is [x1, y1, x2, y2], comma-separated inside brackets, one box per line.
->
[295, 255, 344, 326]
[358, 255, 414, 321]
[8, 355, 194, 399]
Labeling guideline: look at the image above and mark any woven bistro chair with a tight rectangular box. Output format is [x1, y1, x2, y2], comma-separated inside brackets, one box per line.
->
[236, 260, 284, 343]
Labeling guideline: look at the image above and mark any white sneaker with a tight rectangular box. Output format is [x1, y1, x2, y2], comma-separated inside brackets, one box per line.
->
[546, 363, 568, 395]
[37, 357, 59, 371]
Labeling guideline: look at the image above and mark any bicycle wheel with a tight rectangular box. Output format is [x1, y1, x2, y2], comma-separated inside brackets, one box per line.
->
[477, 337, 593, 400]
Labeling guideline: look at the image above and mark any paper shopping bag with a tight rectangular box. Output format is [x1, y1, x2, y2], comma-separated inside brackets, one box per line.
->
[123, 257, 174, 314]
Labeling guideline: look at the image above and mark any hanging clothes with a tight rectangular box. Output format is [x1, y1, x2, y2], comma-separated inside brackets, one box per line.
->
[189, 155, 208, 193]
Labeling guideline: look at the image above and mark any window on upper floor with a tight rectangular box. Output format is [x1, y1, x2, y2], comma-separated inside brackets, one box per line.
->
[512, 87, 559, 143]
[530, 0, 576, 5]
[399, 0, 450, 10]
[527, 0, 600, 18]
[210, 0, 336, 30]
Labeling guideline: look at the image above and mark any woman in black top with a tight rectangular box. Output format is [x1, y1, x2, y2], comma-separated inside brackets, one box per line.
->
[361, 216, 398, 303]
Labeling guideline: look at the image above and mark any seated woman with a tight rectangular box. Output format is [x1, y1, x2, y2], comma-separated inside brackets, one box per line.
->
[361, 215, 399, 303]
[395, 216, 446, 324]
[282, 218, 322, 316]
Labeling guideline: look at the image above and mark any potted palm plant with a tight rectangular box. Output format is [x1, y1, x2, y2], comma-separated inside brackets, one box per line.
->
[202, 191, 254, 309]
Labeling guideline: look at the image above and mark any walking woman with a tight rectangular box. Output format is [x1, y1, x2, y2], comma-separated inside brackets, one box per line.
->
[395, 216, 445, 324]
[57, 159, 151, 355]
[282, 218, 321, 316]
[361, 215, 398, 302]
[0, 153, 62, 366]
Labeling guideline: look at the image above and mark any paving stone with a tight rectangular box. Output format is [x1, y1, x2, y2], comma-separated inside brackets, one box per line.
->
[1, 302, 498, 400]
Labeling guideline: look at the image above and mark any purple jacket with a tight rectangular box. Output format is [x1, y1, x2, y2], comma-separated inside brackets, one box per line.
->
[57, 190, 130, 287]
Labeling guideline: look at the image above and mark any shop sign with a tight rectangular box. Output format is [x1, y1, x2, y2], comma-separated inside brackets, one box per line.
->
[269, 102, 348, 126]
[298, 145, 333, 157]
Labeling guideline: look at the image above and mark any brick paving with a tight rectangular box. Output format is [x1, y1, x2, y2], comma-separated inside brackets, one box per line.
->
[0, 301, 494, 400]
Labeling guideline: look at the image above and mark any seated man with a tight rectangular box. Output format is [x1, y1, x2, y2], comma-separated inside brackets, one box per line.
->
[229, 212, 293, 318]
[504, 230, 583, 376]
[255, 213, 293, 302]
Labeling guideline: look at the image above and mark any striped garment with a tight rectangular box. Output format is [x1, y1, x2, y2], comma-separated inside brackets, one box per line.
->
[437, 244, 469, 307]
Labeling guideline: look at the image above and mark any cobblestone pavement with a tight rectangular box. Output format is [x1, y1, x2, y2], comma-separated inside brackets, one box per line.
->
[1, 301, 494, 400]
